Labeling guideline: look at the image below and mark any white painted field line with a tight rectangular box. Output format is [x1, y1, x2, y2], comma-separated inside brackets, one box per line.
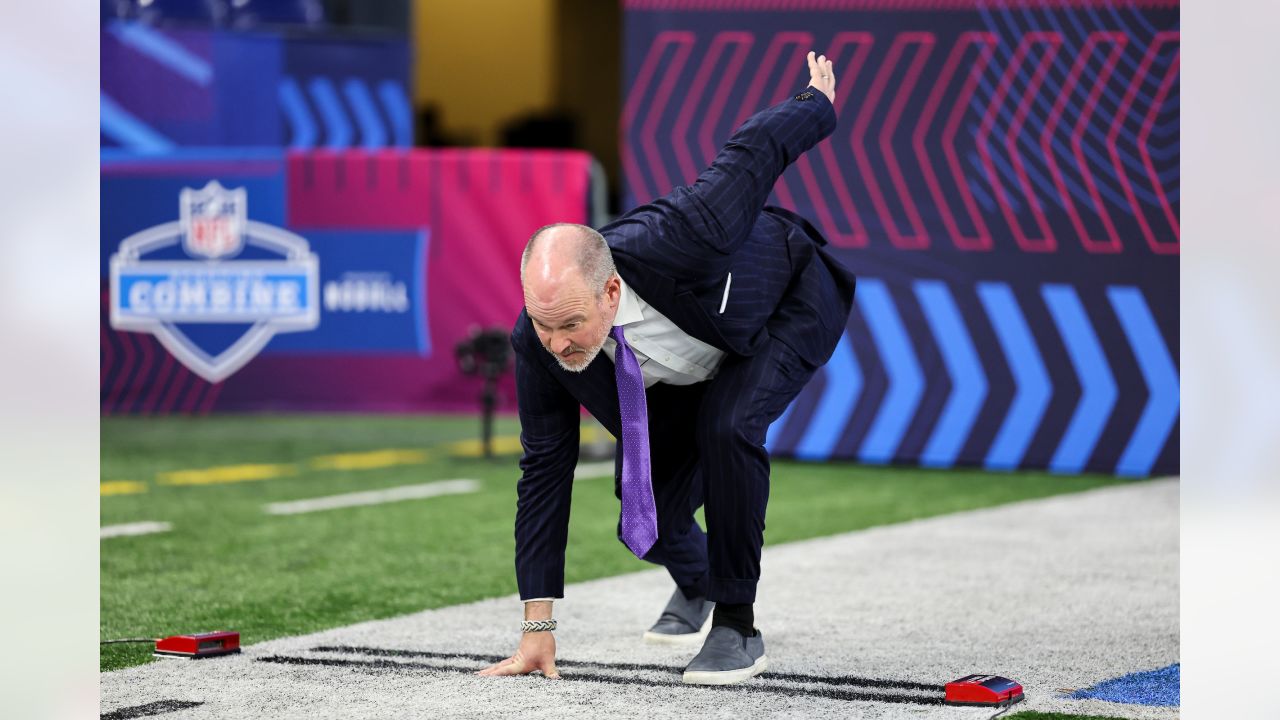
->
[574, 460, 615, 481]
[264, 479, 480, 516]
[101, 521, 172, 539]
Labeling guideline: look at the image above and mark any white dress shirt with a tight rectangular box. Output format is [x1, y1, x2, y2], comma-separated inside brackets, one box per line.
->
[601, 276, 727, 388]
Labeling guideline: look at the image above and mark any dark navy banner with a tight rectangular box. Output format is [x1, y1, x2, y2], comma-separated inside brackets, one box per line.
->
[266, 230, 429, 355]
[623, 0, 1179, 476]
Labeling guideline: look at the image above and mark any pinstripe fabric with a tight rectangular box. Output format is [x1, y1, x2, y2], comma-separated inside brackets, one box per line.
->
[511, 87, 856, 602]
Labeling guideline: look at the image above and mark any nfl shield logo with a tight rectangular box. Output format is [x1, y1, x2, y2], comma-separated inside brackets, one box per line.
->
[110, 181, 320, 382]
[180, 181, 246, 259]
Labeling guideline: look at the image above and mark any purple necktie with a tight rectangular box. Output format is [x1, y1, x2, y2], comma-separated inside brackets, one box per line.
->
[611, 326, 657, 558]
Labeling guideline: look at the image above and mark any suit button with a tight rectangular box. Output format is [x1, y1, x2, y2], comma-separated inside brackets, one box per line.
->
[795, 90, 814, 101]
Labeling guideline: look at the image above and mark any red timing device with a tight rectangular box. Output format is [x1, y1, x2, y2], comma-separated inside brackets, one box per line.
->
[944, 674, 1024, 706]
[154, 631, 241, 659]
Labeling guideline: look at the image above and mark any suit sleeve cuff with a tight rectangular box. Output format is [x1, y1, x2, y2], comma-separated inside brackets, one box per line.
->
[800, 85, 837, 136]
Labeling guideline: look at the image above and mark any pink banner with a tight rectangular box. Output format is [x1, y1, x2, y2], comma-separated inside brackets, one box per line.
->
[101, 148, 592, 414]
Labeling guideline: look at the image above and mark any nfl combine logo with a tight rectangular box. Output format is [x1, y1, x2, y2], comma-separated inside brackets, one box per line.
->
[109, 181, 320, 382]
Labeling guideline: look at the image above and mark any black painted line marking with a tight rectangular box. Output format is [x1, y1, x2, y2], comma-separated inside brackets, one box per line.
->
[259, 654, 944, 706]
[767, 669, 938, 693]
[311, 645, 938, 692]
[101, 700, 204, 720]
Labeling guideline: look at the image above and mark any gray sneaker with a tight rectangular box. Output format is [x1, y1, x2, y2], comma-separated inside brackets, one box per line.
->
[682, 626, 768, 685]
[642, 589, 714, 646]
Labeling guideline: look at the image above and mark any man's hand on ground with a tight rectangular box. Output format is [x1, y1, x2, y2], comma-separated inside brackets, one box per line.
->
[806, 50, 836, 105]
[476, 631, 560, 679]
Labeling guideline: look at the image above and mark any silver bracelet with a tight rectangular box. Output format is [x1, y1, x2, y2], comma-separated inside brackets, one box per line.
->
[521, 619, 556, 633]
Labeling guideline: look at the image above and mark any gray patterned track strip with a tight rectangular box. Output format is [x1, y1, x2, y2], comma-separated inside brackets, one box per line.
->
[258, 653, 945, 705]
[312, 644, 940, 691]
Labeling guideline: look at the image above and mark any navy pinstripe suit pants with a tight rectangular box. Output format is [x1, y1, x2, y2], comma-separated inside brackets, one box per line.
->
[609, 335, 819, 605]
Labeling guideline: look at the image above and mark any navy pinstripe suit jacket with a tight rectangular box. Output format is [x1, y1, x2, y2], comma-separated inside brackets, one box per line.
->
[510, 87, 857, 600]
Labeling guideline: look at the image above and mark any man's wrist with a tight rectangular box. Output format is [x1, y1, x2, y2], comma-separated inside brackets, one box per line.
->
[521, 619, 556, 633]
[523, 599, 554, 622]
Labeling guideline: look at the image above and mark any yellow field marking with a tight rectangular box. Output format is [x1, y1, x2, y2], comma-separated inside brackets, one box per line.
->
[100, 481, 148, 496]
[152, 426, 614, 486]
[309, 449, 431, 471]
[448, 425, 612, 458]
[580, 425, 609, 443]
[158, 463, 297, 486]
[448, 436, 525, 458]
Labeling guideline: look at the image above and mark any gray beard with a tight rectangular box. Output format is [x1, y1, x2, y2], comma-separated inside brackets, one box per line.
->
[550, 339, 605, 373]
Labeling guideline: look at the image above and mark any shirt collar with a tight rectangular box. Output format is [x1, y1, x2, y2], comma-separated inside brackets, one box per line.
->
[612, 275, 645, 327]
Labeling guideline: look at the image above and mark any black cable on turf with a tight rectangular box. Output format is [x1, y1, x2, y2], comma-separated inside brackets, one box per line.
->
[101, 638, 157, 644]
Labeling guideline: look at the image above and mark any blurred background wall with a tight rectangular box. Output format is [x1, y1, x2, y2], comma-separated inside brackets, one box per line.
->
[414, 0, 622, 200]
[99, 0, 1178, 477]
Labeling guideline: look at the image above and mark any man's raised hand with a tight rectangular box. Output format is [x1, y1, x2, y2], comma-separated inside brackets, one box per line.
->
[806, 50, 836, 105]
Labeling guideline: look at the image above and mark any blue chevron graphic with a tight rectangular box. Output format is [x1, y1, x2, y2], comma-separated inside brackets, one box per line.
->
[857, 280, 925, 464]
[914, 281, 988, 468]
[342, 78, 387, 149]
[100, 93, 175, 152]
[308, 77, 352, 149]
[764, 401, 793, 453]
[278, 77, 317, 149]
[977, 282, 1051, 470]
[968, 174, 1000, 214]
[975, 4, 1179, 211]
[377, 80, 414, 147]
[1107, 287, 1179, 476]
[794, 332, 862, 462]
[968, 151, 1023, 215]
[1043, 284, 1118, 473]
[108, 22, 213, 86]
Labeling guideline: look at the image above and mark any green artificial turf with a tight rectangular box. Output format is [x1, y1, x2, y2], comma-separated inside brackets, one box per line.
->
[101, 414, 1125, 671]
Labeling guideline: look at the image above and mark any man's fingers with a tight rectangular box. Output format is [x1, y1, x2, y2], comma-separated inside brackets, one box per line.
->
[477, 655, 523, 676]
[804, 50, 837, 104]
[807, 50, 835, 86]
[541, 661, 561, 680]
[490, 657, 530, 676]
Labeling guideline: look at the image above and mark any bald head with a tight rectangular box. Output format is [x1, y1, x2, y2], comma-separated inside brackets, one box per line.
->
[520, 223, 621, 373]
[520, 223, 616, 296]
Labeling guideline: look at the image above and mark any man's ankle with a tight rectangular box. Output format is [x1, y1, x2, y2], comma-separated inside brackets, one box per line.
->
[711, 602, 754, 637]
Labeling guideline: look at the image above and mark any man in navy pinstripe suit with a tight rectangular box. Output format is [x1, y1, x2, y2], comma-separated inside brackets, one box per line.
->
[479, 52, 855, 685]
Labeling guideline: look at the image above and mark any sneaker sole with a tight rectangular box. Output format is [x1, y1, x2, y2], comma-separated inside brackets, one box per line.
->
[681, 655, 768, 685]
